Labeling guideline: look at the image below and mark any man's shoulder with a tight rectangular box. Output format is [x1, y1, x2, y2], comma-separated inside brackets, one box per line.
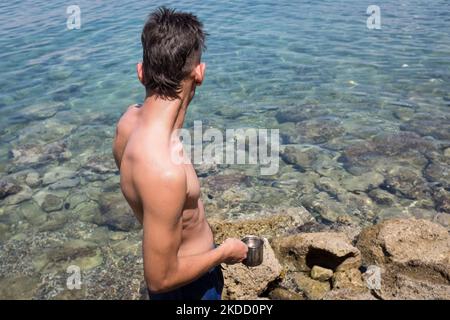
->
[113, 104, 142, 169]
[117, 104, 141, 128]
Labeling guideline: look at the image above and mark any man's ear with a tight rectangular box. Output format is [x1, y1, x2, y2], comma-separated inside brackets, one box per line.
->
[136, 62, 145, 85]
[194, 62, 206, 86]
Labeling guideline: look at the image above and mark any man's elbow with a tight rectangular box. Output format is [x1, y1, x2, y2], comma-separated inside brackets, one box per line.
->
[145, 275, 172, 294]
[147, 282, 167, 294]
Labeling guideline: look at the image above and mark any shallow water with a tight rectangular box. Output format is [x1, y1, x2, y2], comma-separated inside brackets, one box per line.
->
[0, 0, 449, 298]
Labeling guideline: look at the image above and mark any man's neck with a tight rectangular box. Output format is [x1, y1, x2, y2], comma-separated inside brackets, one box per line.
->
[139, 86, 193, 134]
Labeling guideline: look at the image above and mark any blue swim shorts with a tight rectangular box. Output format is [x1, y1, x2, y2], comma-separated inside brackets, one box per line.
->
[148, 264, 224, 300]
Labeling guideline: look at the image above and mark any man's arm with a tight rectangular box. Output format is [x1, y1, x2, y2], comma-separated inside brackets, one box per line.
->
[135, 161, 246, 293]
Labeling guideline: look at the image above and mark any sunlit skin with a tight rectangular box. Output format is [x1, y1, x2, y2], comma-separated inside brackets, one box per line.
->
[113, 61, 248, 294]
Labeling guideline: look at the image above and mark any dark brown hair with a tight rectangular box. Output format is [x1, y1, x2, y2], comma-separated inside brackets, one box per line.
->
[141, 7, 206, 100]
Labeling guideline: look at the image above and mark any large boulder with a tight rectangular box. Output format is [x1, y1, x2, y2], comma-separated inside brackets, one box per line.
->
[270, 231, 368, 299]
[221, 238, 283, 300]
[271, 232, 362, 273]
[268, 287, 304, 300]
[356, 218, 450, 299]
[322, 288, 377, 300]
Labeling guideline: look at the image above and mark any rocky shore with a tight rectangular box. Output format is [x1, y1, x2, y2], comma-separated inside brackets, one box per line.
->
[210, 214, 450, 300]
[0, 100, 449, 299]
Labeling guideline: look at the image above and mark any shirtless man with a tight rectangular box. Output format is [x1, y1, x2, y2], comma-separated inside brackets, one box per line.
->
[112, 7, 248, 300]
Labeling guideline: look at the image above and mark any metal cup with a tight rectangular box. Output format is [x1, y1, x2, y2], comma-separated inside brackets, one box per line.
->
[242, 235, 264, 267]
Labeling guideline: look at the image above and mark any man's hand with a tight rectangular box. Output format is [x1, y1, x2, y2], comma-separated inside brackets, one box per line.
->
[220, 238, 248, 265]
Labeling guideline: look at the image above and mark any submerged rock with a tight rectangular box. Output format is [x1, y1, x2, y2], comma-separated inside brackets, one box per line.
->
[301, 192, 347, 223]
[424, 160, 450, 189]
[10, 140, 71, 167]
[434, 212, 450, 229]
[33, 240, 103, 273]
[339, 131, 435, 173]
[209, 209, 311, 243]
[393, 107, 415, 122]
[0, 276, 41, 299]
[275, 104, 329, 124]
[41, 194, 64, 212]
[221, 187, 258, 206]
[95, 193, 141, 232]
[314, 176, 342, 197]
[368, 188, 396, 206]
[17, 101, 67, 121]
[194, 162, 221, 177]
[19, 201, 47, 226]
[382, 166, 431, 200]
[42, 167, 77, 186]
[25, 171, 41, 188]
[340, 172, 384, 192]
[222, 238, 282, 300]
[2, 185, 32, 205]
[400, 116, 450, 141]
[0, 223, 11, 241]
[203, 174, 251, 193]
[38, 212, 69, 232]
[49, 177, 80, 190]
[0, 179, 22, 199]
[356, 218, 450, 299]
[337, 192, 376, 222]
[83, 154, 117, 174]
[110, 239, 140, 256]
[371, 131, 436, 155]
[282, 117, 345, 144]
[16, 119, 76, 146]
[74, 200, 101, 223]
[433, 188, 450, 213]
[280, 145, 334, 170]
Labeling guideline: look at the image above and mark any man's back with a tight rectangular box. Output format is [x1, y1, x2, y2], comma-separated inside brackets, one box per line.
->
[113, 103, 215, 257]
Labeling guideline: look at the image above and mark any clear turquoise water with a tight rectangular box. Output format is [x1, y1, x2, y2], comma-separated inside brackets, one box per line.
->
[0, 0, 449, 298]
